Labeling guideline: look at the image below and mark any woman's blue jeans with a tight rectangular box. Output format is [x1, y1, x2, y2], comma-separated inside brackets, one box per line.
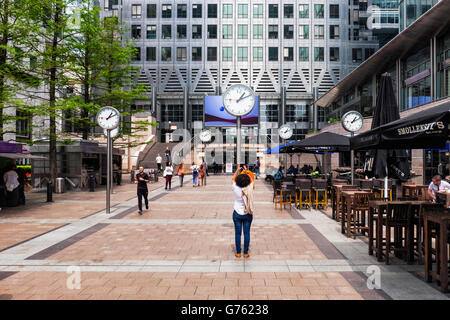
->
[232, 210, 253, 254]
[192, 172, 198, 185]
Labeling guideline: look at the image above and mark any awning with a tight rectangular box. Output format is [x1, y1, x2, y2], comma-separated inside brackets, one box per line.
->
[316, 1, 450, 107]
[264, 141, 297, 154]
[281, 132, 350, 153]
[351, 98, 450, 150]
[0, 153, 48, 160]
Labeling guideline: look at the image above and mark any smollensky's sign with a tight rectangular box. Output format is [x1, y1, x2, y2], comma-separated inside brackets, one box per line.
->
[396, 121, 445, 136]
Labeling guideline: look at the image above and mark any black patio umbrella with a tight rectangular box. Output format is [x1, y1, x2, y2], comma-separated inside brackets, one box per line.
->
[362, 73, 410, 182]
[280, 132, 350, 153]
[351, 97, 450, 150]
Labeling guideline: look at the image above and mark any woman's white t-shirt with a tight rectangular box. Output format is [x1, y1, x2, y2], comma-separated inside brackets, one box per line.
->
[164, 166, 173, 176]
[232, 183, 246, 215]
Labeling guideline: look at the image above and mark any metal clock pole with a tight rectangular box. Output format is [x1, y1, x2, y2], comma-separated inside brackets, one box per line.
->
[236, 116, 242, 166]
[110, 133, 114, 194]
[106, 129, 111, 214]
[351, 132, 354, 186]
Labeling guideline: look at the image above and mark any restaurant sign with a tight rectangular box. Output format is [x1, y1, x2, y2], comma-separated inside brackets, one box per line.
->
[396, 121, 445, 136]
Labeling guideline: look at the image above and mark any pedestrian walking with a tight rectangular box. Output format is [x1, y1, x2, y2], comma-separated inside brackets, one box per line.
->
[165, 147, 171, 165]
[199, 164, 206, 186]
[231, 165, 255, 259]
[156, 154, 162, 173]
[190, 162, 199, 187]
[135, 166, 150, 215]
[3, 164, 19, 207]
[254, 158, 260, 180]
[177, 163, 186, 187]
[164, 162, 174, 190]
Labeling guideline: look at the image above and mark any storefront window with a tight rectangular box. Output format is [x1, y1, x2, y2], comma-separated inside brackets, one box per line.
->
[424, 144, 450, 184]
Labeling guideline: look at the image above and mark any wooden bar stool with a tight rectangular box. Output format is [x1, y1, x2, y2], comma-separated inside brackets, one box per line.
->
[312, 179, 328, 210]
[296, 179, 312, 210]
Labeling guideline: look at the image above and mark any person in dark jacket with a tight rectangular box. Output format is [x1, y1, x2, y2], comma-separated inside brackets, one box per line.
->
[15, 166, 27, 205]
[135, 167, 150, 215]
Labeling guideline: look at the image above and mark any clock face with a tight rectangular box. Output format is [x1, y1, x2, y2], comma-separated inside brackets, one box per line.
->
[104, 127, 120, 139]
[223, 84, 256, 117]
[342, 111, 363, 133]
[97, 106, 120, 130]
[199, 130, 212, 142]
[279, 124, 293, 140]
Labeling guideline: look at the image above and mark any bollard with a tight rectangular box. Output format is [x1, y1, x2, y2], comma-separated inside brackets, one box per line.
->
[89, 175, 95, 192]
[47, 181, 53, 202]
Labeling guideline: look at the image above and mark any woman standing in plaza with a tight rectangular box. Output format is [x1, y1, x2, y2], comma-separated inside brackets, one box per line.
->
[199, 164, 206, 186]
[177, 163, 186, 187]
[190, 162, 199, 187]
[164, 162, 173, 190]
[231, 165, 254, 259]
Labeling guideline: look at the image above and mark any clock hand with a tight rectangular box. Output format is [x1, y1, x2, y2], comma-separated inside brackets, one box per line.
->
[236, 93, 245, 103]
[106, 113, 117, 120]
[351, 117, 358, 123]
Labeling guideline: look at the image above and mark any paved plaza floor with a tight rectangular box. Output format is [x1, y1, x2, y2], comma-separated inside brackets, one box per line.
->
[0, 175, 448, 300]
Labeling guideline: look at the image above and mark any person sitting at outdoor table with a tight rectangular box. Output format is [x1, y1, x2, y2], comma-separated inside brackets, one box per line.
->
[428, 175, 450, 203]
[274, 167, 283, 180]
[315, 166, 321, 174]
[287, 165, 295, 175]
[301, 164, 309, 174]
[3, 164, 19, 207]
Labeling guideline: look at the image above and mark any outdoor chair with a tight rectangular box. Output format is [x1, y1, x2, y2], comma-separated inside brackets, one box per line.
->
[275, 183, 295, 210]
[382, 203, 412, 264]
[335, 185, 359, 221]
[360, 180, 373, 192]
[413, 203, 443, 263]
[345, 192, 375, 239]
[273, 180, 282, 204]
[312, 179, 328, 210]
[295, 179, 312, 210]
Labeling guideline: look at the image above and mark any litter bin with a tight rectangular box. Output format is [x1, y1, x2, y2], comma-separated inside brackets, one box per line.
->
[55, 177, 65, 194]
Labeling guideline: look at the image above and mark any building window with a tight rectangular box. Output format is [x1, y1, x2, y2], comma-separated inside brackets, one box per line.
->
[192, 4, 202, 18]
[161, 104, 184, 122]
[365, 48, 375, 60]
[192, 47, 202, 61]
[132, 4, 142, 18]
[161, 47, 171, 61]
[352, 48, 362, 62]
[238, 25, 248, 39]
[133, 47, 141, 61]
[147, 4, 156, 18]
[268, 4, 278, 18]
[16, 110, 31, 138]
[146, 47, 156, 61]
[314, 4, 324, 18]
[161, 25, 171, 39]
[177, 47, 187, 61]
[330, 47, 339, 61]
[147, 25, 156, 39]
[286, 105, 308, 122]
[329, 4, 339, 19]
[329, 25, 339, 39]
[284, 4, 294, 18]
[298, 25, 309, 39]
[353, 9, 359, 24]
[161, 4, 172, 18]
[268, 47, 278, 61]
[238, 47, 248, 61]
[131, 25, 141, 39]
[177, 25, 187, 39]
[238, 4, 248, 18]
[299, 47, 309, 61]
[223, 4, 233, 18]
[253, 4, 263, 18]
[223, 47, 232, 61]
[314, 25, 324, 39]
[253, 25, 263, 39]
[284, 47, 293, 61]
[268, 25, 278, 39]
[192, 25, 202, 39]
[284, 25, 294, 39]
[260, 104, 278, 122]
[207, 47, 217, 61]
[208, 4, 217, 18]
[253, 47, 263, 61]
[192, 104, 203, 122]
[314, 47, 324, 61]
[207, 25, 217, 39]
[222, 24, 232, 39]
[177, 4, 187, 18]
[299, 4, 309, 18]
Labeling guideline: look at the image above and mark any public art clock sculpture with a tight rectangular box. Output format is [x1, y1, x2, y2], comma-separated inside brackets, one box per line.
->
[199, 129, 212, 142]
[341, 110, 363, 133]
[97, 106, 120, 130]
[223, 84, 256, 117]
[279, 124, 294, 140]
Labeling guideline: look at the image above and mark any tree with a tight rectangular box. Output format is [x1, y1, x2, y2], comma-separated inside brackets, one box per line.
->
[0, 0, 40, 141]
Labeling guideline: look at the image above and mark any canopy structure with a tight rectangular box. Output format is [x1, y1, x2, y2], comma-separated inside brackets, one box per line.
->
[264, 140, 297, 154]
[280, 132, 350, 153]
[351, 97, 450, 150]
[0, 153, 48, 160]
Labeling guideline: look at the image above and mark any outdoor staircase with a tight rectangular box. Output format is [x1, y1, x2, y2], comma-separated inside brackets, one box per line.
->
[137, 142, 177, 169]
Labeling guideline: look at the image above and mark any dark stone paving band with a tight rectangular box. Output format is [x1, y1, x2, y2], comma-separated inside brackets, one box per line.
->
[0, 224, 70, 254]
[0, 272, 17, 281]
[298, 224, 345, 260]
[340, 271, 392, 300]
[25, 223, 109, 260]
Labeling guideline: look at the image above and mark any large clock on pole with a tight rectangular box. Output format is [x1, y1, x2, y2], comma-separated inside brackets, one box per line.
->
[96, 106, 120, 130]
[223, 84, 256, 117]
